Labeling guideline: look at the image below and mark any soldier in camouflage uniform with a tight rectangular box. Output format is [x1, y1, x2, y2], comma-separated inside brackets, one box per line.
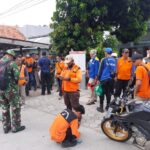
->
[0, 50, 25, 133]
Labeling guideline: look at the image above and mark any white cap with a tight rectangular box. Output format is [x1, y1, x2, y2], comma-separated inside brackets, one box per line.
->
[64, 55, 74, 64]
[111, 53, 117, 57]
[26, 54, 30, 57]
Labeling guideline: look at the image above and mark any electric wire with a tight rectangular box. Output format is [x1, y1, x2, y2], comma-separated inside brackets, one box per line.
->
[0, 0, 48, 19]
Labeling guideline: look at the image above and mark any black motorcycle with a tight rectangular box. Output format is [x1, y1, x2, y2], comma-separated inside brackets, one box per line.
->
[101, 95, 150, 150]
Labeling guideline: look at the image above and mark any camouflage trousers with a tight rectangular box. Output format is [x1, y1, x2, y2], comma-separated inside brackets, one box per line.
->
[0, 89, 21, 132]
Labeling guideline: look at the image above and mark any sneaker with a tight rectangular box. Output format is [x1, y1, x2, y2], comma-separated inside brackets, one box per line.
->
[62, 140, 77, 148]
[12, 126, 25, 133]
[47, 91, 51, 95]
[58, 96, 62, 100]
[76, 139, 82, 144]
[26, 93, 29, 96]
[86, 101, 95, 105]
[105, 105, 109, 111]
[97, 107, 104, 113]
[94, 99, 97, 102]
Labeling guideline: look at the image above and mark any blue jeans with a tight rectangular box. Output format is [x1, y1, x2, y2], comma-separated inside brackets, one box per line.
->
[28, 72, 36, 90]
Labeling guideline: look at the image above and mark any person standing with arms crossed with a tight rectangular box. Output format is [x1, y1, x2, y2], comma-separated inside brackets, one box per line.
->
[59, 55, 82, 110]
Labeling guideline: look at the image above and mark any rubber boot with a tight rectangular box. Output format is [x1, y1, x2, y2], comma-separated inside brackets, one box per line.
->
[97, 105, 104, 113]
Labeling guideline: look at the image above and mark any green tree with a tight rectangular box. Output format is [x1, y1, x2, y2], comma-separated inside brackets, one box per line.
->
[95, 0, 150, 43]
[103, 35, 120, 52]
[50, 0, 150, 53]
[50, 0, 105, 53]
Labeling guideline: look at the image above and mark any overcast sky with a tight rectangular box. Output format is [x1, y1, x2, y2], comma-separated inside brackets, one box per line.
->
[0, 0, 56, 26]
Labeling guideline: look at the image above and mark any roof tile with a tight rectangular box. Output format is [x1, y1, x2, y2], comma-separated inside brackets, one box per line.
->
[0, 25, 26, 40]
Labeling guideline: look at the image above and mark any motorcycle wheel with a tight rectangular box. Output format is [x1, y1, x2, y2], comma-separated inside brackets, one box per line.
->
[101, 118, 132, 142]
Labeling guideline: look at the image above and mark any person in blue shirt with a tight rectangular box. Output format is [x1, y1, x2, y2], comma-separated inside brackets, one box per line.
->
[86, 49, 100, 105]
[38, 51, 51, 95]
[97, 48, 117, 112]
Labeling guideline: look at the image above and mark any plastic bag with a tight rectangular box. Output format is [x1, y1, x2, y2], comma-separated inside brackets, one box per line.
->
[94, 84, 103, 96]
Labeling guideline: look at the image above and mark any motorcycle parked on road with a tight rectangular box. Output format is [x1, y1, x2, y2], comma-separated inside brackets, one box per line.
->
[101, 95, 150, 150]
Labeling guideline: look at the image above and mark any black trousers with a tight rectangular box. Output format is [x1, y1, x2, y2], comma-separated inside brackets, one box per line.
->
[63, 128, 76, 142]
[50, 72, 54, 90]
[99, 79, 114, 106]
[41, 72, 51, 94]
[114, 79, 129, 97]
[25, 83, 29, 96]
[57, 78, 62, 96]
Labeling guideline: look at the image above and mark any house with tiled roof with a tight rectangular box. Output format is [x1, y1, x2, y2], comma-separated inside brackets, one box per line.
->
[0, 25, 50, 54]
[0, 25, 26, 40]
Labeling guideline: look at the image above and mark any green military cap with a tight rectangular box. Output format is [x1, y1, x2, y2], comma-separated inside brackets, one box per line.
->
[6, 49, 16, 57]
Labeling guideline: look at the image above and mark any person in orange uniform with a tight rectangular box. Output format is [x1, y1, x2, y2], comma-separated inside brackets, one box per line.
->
[55, 56, 65, 100]
[24, 54, 35, 92]
[50, 105, 85, 148]
[16, 56, 29, 105]
[132, 53, 150, 101]
[114, 48, 133, 98]
[143, 47, 150, 64]
[59, 55, 82, 110]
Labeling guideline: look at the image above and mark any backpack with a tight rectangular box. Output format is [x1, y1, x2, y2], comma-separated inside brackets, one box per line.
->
[0, 60, 11, 90]
[106, 58, 116, 78]
[141, 64, 150, 85]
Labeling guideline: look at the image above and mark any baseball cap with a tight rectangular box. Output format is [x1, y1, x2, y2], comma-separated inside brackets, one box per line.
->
[111, 53, 117, 57]
[64, 55, 74, 64]
[105, 48, 112, 53]
[26, 54, 30, 57]
[132, 53, 143, 61]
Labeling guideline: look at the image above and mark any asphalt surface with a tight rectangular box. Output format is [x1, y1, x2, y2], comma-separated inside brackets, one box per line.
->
[0, 89, 139, 150]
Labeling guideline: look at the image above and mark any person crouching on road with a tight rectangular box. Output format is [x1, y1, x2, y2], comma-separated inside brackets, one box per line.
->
[50, 105, 85, 148]
[59, 55, 82, 110]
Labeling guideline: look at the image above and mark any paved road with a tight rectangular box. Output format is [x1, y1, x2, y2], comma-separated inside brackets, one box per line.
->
[0, 89, 138, 150]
